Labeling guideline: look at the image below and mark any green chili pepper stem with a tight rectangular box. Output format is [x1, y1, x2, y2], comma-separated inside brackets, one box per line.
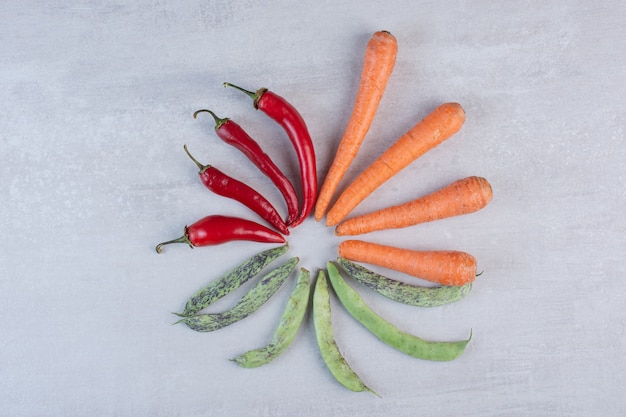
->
[182, 144, 209, 172]
[223, 82, 255, 99]
[193, 109, 228, 130]
[155, 230, 193, 253]
[223, 82, 267, 108]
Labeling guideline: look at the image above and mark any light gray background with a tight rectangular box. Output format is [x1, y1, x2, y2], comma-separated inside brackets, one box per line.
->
[2, 1, 625, 416]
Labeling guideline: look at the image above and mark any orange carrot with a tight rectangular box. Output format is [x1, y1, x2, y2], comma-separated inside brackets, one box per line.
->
[335, 176, 492, 236]
[337, 240, 476, 287]
[314, 30, 398, 222]
[325, 102, 466, 226]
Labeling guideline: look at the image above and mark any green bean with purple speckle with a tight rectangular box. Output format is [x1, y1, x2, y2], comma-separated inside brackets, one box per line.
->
[179, 244, 289, 317]
[327, 262, 471, 361]
[178, 257, 298, 332]
[336, 257, 471, 307]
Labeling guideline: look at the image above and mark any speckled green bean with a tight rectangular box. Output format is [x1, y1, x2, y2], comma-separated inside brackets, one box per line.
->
[231, 268, 311, 368]
[178, 257, 298, 332]
[336, 257, 472, 307]
[313, 269, 377, 396]
[327, 262, 471, 362]
[179, 244, 289, 317]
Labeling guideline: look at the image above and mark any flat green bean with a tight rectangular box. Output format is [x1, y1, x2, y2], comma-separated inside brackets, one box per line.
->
[313, 269, 377, 396]
[179, 244, 289, 317]
[337, 257, 472, 307]
[327, 262, 471, 362]
[178, 257, 298, 332]
[231, 268, 311, 368]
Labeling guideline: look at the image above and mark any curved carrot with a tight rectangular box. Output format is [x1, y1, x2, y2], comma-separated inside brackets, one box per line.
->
[315, 30, 398, 222]
[326, 102, 466, 226]
[337, 240, 476, 287]
[335, 176, 493, 236]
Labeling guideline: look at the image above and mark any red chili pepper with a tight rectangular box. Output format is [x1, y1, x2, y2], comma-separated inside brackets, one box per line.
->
[193, 109, 299, 226]
[182, 145, 289, 235]
[155, 215, 285, 253]
[224, 82, 317, 228]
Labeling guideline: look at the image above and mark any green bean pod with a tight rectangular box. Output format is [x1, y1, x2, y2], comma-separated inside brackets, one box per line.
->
[327, 262, 471, 362]
[231, 268, 311, 368]
[180, 244, 289, 317]
[336, 257, 472, 307]
[313, 269, 378, 396]
[178, 257, 299, 332]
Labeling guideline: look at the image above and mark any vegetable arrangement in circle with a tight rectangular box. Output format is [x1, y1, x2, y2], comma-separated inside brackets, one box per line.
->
[156, 30, 493, 395]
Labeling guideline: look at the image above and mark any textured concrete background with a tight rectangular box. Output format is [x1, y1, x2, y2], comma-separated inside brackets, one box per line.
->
[2, 1, 625, 415]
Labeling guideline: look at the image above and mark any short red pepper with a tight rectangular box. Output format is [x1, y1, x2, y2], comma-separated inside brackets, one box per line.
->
[224, 82, 317, 227]
[155, 215, 285, 253]
[193, 109, 299, 226]
[183, 145, 289, 235]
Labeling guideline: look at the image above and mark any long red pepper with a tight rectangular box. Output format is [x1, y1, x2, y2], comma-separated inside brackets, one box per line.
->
[155, 215, 285, 253]
[182, 145, 289, 235]
[224, 82, 317, 227]
[193, 109, 299, 226]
